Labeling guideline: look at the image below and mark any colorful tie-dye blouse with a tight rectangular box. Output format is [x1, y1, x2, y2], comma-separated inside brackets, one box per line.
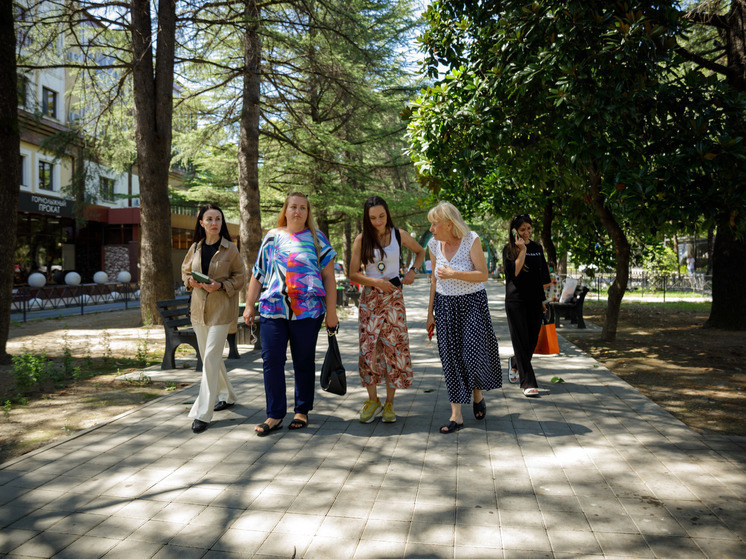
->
[252, 228, 336, 320]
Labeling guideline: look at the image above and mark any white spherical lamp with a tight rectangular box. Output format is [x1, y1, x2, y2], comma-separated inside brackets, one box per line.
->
[93, 271, 109, 284]
[117, 271, 131, 283]
[65, 272, 81, 286]
[28, 273, 46, 288]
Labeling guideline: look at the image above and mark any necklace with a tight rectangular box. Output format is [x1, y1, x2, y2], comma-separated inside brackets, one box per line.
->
[377, 261, 386, 273]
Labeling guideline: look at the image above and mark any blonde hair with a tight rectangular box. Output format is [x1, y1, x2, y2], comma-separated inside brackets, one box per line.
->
[427, 201, 469, 239]
[277, 191, 321, 262]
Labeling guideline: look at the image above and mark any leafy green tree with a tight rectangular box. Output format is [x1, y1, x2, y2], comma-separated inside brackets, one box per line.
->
[408, 1, 746, 339]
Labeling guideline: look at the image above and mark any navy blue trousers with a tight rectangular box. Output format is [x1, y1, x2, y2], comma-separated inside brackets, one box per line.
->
[260, 315, 323, 419]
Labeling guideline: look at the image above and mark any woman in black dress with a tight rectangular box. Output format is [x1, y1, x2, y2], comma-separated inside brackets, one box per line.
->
[503, 214, 551, 397]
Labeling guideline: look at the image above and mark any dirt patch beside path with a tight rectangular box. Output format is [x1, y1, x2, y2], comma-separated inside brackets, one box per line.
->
[561, 301, 746, 437]
[1, 310, 189, 463]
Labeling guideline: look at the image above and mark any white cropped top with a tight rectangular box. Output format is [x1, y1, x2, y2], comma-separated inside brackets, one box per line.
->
[364, 227, 400, 280]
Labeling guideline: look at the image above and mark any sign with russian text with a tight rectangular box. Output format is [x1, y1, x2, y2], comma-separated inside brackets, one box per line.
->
[18, 192, 74, 217]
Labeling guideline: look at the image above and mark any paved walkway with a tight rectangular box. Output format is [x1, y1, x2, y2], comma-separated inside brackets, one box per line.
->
[1, 280, 744, 558]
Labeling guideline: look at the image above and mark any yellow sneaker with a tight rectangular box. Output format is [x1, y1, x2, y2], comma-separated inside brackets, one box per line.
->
[359, 399, 382, 423]
[382, 401, 396, 423]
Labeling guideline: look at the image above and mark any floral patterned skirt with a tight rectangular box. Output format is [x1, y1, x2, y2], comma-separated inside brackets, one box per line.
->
[358, 286, 413, 389]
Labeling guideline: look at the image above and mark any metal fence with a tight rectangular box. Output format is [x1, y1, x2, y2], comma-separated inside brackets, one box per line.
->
[11, 282, 140, 322]
[565, 271, 712, 301]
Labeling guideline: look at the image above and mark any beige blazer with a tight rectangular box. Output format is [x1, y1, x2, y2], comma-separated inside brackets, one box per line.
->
[181, 238, 246, 332]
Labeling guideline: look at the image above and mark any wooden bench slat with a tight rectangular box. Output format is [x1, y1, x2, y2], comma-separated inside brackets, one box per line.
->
[156, 298, 245, 371]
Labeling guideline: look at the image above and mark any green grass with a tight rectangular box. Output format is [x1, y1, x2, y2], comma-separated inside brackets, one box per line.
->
[586, 300, 711, 312]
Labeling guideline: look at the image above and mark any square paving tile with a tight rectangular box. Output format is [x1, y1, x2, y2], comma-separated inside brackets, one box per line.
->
[51, 534, 120, 558]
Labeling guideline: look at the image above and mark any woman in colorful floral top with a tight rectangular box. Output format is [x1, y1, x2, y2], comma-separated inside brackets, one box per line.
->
[243, 192, 338, 436]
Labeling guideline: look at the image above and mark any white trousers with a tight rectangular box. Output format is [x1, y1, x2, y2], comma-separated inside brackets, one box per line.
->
[188, 323, 236, 423]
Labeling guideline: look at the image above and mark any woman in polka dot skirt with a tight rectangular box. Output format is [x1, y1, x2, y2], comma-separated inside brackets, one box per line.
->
[426, 202, 502, 434]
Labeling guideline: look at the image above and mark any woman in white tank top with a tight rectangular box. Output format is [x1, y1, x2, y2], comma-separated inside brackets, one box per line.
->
[349, 196, 425, 424]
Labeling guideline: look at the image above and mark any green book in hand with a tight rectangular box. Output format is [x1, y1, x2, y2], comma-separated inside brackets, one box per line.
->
[191, 271, 210, 284]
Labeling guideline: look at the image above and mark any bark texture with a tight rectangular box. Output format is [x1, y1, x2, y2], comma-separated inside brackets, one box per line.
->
[238, 0, 262, 282]
[590, 167, 630, 342]
[707, 0, 746, 328]
[705, 216, 746, 329]
[131, 0, 177, 324]
[0, 2, 20, 362]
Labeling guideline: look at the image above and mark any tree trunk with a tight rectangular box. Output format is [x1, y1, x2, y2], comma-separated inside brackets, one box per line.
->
[725, 0, 746, 91]
[342, 218, 352, 276]
[131, 0, 177, 325]
[238, 0, 263, 282]
[705, 218, 746, 329]
[704, 0, 746, 328]
[0, 3, 20, 363]
[706, 226, 714, 276]
[540, 193, 556, 269]
[589, 167, 630, 342]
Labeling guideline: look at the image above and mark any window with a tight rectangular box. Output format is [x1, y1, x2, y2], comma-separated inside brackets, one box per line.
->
[39, 161, 54, 191]
[20, 154, 27, 187]
[100, 177, 115, 202]
[18, 75, 28, 107]
[42, 87, 57, 118]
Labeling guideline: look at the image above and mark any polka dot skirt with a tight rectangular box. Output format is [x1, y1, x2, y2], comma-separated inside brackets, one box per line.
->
[434, 289, 502, 404]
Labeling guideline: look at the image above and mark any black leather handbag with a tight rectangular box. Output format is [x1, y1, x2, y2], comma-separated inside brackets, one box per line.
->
[320, 325, 347, 395]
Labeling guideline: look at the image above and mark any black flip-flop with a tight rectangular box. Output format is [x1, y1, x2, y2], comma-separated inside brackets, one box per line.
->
[473, 398, 486, 420]
[256, 421, 283, 437]
[440, 420, 464, 434]
[288, 417, 308, 430]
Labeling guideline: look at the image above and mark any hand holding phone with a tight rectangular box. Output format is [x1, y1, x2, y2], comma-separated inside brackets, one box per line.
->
[427, 323, 435, 340]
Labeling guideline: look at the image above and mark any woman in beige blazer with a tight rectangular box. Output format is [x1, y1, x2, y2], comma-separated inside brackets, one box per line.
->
[181, 204, 245, 433]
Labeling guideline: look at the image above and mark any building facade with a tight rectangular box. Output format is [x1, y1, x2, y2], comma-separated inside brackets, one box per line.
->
[16, 28, 238, 287]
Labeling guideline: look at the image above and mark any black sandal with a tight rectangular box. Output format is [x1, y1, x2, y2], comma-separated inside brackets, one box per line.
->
[473, 398, 486, 420]
[440, 420, 463, 434]
[288, 415, 308, 430]
[256, 420, 283, 437]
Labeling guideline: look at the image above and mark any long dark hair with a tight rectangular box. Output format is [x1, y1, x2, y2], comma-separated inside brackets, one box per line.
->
[193, 203, 231, 244]
[361, 195, 395, 266]
[505, 213, 533, 262]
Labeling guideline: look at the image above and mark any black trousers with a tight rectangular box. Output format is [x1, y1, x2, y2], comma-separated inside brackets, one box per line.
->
[505, 299, 543, 390]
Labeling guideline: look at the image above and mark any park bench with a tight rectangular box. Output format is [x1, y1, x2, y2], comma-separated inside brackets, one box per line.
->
[155, 298, 241, 371]
[548, 285, 590, 329]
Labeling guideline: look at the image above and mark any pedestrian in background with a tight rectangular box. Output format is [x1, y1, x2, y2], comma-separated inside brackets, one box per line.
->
[244, 192, 338, 436]
[426, 201, 502, 433]
[181, 203, 246, 433]
[349, 195, 425, 424]
[503, 213, 551, 397]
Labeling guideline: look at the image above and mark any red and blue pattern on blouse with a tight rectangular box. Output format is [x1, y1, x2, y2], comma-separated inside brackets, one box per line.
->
[252, 228, 336, 320]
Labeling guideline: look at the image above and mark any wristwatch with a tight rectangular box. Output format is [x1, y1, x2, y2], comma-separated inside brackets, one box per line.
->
[409, 267, 417, 274]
